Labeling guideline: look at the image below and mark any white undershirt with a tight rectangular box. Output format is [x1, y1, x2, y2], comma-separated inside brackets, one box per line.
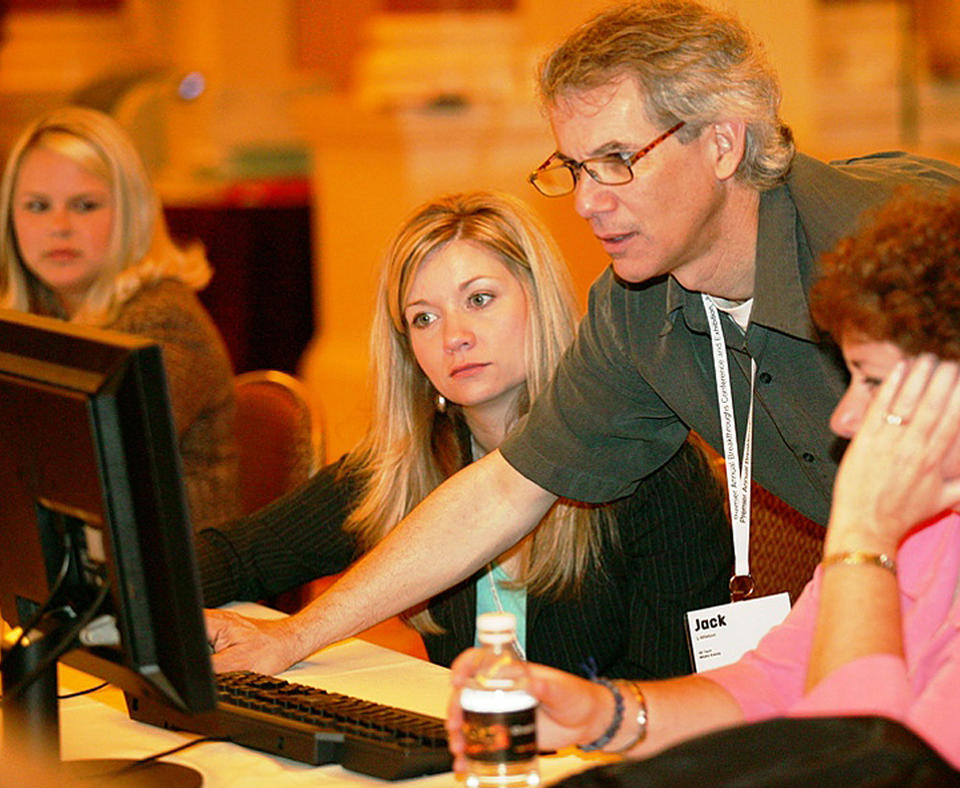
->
[708, 295, 754, 333]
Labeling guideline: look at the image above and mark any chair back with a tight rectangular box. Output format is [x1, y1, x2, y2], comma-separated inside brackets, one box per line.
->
[749, 483, 824, 604]
[234, 370, 321, 515]
[693, 433, 824, 605]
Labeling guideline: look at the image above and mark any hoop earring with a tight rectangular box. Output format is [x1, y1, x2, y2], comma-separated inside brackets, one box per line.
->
[435, 393, 447, 413]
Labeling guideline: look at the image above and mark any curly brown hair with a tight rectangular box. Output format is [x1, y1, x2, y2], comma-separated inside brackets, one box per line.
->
[810, 187, 960, 360]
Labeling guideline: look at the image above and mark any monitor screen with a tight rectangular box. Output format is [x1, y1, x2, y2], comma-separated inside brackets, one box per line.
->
[0, 308, 216, 716]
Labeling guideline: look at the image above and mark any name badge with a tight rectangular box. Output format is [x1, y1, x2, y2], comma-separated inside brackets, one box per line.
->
[685, 592, 790, 672]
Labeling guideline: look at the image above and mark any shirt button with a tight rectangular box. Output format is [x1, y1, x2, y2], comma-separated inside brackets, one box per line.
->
[758, 371, 773, 384]
[802, 452, 815, 463]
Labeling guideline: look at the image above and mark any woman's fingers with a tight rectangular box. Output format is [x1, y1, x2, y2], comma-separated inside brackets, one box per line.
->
[881, 354, 935, 427]
[915, 361, 960, 451]
[865, 359, 908, 427]
[449, 648, 485, 687]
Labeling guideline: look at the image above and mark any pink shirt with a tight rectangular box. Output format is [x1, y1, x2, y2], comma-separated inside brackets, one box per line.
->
[705, 512, 960, 769]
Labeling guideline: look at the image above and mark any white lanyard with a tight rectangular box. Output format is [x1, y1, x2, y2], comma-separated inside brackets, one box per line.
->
[701, 294, 756, 598]
[484, 563, 527, 660]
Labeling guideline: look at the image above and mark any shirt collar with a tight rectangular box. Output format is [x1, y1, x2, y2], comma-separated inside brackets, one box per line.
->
[661, 184, 820, 342]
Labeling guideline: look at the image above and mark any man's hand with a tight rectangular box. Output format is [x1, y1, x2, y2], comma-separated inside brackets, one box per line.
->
[204, 609, 306, 675]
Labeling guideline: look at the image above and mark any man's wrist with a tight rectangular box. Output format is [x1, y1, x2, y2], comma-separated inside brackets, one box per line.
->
[276, 613, 314, 667]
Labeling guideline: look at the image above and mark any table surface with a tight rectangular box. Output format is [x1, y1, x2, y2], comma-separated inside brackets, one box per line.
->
[5, 603, 606, 786]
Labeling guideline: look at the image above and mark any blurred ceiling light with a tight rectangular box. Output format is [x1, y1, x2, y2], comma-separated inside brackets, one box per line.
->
[177, 71, 206, 101]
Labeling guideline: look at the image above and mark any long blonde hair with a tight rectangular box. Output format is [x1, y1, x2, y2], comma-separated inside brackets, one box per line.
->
[343, 191, 613, 633]
[0, 106, 210, 325]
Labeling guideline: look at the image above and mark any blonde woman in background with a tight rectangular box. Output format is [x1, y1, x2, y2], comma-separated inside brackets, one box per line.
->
[201, 191, 731, 678]
[0, 106, 239, 528]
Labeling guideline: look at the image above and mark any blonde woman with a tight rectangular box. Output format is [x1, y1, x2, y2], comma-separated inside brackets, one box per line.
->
[201, 191, 730, 678]
[0, 106, 239, 527]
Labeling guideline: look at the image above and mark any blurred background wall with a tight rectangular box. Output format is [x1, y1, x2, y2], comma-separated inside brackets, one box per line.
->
[0, 0, 958, 458]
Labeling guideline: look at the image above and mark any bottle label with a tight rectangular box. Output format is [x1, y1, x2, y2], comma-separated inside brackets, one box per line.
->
[463, 706, 537, 764]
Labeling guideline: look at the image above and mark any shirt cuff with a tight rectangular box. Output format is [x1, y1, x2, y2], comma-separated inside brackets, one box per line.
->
[790, 654, 911, 719]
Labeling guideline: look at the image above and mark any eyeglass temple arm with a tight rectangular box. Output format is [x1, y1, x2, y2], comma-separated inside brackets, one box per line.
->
[628, 121, 686, 164]
[532, 153, 560, 172]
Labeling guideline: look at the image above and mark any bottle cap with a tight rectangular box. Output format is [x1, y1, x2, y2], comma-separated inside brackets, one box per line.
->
[476, 612, 517, 644]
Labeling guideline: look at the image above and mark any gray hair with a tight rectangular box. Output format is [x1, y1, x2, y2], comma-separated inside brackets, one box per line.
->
[538, 0, 795, 190]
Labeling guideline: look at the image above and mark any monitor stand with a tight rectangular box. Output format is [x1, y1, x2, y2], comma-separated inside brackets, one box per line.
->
[2, 622, 203, 787]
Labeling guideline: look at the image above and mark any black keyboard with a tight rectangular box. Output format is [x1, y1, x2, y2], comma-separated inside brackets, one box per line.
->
[125, 670, 452, 780]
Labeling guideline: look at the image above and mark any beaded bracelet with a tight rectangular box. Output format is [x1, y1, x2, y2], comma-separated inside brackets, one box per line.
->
[822, 551, 896, 576]
[609, 681, 648, 753]
[579, 677, 623, 752]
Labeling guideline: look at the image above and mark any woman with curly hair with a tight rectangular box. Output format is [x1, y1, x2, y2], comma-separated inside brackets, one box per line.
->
[447, 188, 960, 772]
[200, 190, 731, 679]
[0, 106, 239, 527]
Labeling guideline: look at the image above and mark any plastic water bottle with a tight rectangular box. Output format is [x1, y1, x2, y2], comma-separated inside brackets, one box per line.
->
[461, 612, 540, 788]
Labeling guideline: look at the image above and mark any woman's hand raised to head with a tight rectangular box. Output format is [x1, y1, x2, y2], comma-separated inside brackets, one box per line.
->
[827, 355, 960, 554]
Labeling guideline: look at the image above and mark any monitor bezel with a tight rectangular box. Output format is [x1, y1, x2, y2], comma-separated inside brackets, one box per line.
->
[0, 308, 216, 715]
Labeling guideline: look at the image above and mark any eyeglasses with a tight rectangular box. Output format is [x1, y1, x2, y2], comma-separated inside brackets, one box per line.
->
[528, 121, 685, 197]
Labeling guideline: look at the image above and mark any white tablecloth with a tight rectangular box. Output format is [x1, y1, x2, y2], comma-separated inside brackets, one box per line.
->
[9, 602, 602, 786]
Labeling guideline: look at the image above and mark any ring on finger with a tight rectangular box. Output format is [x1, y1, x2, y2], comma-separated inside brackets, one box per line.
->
[883, 411, 907, 426]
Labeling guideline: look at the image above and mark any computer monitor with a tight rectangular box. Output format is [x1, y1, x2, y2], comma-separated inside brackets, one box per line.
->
[0, 308, 216, 777]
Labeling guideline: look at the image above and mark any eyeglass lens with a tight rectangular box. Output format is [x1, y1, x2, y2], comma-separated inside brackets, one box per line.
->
[532, 157, 633, 197]
[532, 165, 575, 196]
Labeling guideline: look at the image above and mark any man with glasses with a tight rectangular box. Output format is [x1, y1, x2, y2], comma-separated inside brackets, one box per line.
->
[205, 0, 960, 676]
[509, 0, 957, 531]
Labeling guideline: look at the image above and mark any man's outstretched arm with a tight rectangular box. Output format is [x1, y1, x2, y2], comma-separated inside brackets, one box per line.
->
[206, 449, 558, 674]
